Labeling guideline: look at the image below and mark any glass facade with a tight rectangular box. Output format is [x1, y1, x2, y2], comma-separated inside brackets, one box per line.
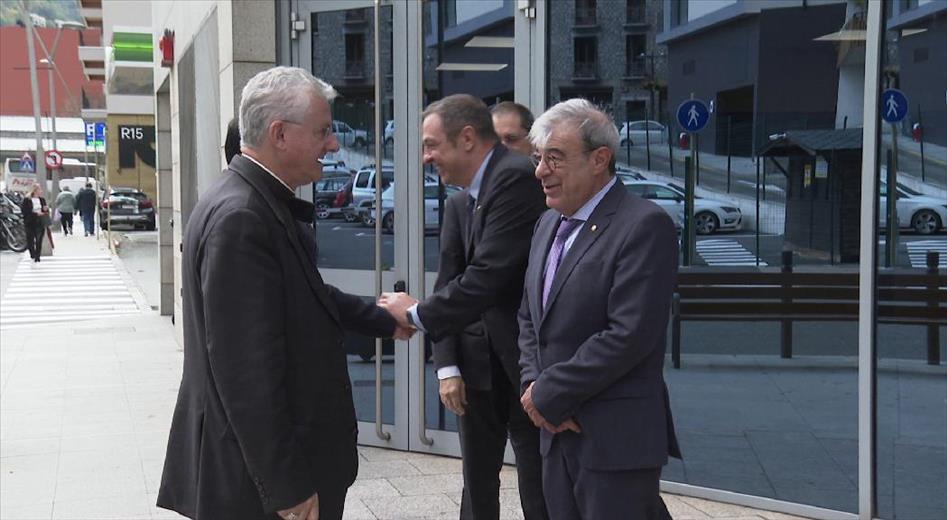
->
[281, 1, 945, 518]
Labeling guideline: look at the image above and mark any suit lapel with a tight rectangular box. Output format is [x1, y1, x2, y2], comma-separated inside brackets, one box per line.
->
[531, 211, 559, 325]
[230, 156, 341, 325]
[464, 145, 506, 263]
[539, 181, 625, 329]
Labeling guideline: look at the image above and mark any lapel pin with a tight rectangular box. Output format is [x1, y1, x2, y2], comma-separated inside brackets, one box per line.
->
[590, 224, 598, 232]
[476, 205, 482, 211]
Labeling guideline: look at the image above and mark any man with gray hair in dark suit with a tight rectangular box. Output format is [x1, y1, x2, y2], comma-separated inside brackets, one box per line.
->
[518, 98, 681, 519]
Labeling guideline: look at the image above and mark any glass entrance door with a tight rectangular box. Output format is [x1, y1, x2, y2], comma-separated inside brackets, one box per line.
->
[290, 0, 522, 457]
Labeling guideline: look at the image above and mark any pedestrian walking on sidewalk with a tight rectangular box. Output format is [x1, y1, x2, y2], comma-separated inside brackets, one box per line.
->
[75, 182, 97, 236]
[55, 186, 76, 235]
[20, 184, 49, 262]
[157, 66, 414, 520]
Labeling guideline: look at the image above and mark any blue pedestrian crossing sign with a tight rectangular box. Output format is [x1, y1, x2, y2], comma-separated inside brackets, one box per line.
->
[881, 89, 908, 123]
[677, 99, 710, 133]
[19, 152, 35, 173]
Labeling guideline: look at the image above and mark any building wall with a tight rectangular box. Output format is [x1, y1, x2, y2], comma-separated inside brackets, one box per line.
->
[0, 26, 103, 117]
[105, 113, 156, 197]
[897, 13, 947, 146]
[548, 0, 665, 124]
[150, 0, 277, 343]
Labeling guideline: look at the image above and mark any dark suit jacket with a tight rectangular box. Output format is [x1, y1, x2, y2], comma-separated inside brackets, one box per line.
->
[518, 180, 682, 471]
[422, 144, 546, 390]
[157, 155, 395, 520]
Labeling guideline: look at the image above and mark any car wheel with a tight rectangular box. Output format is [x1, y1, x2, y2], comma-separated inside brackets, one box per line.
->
[695, 212, 719, 235]
[344, 211, 357, 223]
[315, 201, 330, 220]
[355, 137, 366, 147]
[382, 212, 394, 234]
[911, 210, 941, 235]
[362, 214, 375, 227]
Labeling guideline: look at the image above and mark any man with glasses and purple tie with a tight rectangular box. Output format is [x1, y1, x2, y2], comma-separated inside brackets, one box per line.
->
[517, 98, 681, 519]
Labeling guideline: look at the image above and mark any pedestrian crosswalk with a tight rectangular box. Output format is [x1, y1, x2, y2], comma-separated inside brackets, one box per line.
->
[696, 238, 768, 266]
[905, 239, 947, 268]
[0, 256, 141, 329]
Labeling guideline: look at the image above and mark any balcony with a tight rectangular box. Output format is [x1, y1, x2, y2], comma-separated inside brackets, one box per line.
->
[575, 6, 597, 27]
[624, 58, 647, 79]
[345, 60, 365, 80]
[572, 61, 598, 81]
[625, 3, 649, 29]
[106, 29, 154, 97]
[344, 9, 369, 29]
[78, 44, 106, 81]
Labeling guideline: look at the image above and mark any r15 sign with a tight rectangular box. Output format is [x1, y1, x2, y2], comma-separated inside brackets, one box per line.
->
[118, 125, 156, 168]
[120, 126, 146, 140]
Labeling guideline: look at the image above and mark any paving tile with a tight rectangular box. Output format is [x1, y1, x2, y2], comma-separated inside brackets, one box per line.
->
[406, 453, 464, 475]
[0, 453, 59, 507]
[387, 473, 464, 496]
[358, 459, 422, 479]
[346, 478, 401, 500]
[52, 494, 151, 519]
[0, 500, 54, 520]
[0, 438, 61, 458]
[677, 495, 773, 518]
[362, 493, 457, 519]
[342, 497, 378, 520]
[664, 493, 713, 519]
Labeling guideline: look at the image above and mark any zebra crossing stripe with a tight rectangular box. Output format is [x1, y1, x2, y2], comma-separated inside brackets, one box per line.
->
[696, 239, 767, 266]
[0, 256, 142, 329]
[905, 239, 947, 268]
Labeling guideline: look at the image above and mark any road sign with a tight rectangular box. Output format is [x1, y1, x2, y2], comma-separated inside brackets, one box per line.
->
[86, 121, 106, 148]
[45, 150, 63, 169]
[677, 99, 710, 133]
[19, 152, 35, 173]
[881, 89, 908, 123]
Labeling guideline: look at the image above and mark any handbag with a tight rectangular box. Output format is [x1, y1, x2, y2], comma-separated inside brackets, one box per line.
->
[53, 208, 61, 222]
[40, 213, 52, 227]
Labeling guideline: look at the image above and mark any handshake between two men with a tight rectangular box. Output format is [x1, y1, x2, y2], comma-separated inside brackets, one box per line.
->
[377, 291, 580, 436]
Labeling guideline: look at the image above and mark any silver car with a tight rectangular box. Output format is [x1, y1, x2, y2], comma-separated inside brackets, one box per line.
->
[623, 180, 742, 235]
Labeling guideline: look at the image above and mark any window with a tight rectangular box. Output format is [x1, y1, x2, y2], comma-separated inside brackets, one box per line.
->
[355, 172, 369, 189]
[575, 0, 596, 25]
[626, 34, 647, 76]
[627, 0, 646, 24]
[574, 37, 598, 78]
[671, 0, 688, 27]
[345, 33, 365, 77]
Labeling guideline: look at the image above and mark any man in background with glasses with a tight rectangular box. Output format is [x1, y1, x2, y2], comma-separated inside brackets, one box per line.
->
[380, 94, 548, 520]
[518, 98, 680, 519]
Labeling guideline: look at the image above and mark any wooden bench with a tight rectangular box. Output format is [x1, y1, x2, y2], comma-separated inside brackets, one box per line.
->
[670, 251, 945, 368]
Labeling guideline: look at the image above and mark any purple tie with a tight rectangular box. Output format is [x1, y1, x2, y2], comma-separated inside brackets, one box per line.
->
[542, 217, 582, 308]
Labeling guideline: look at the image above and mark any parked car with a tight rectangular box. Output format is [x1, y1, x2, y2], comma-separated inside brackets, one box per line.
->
[312, 175, 351, 220]
[618, 120, 666, 147]
[879, 181, 947, 234]
[99, 187, 156, 230]
[623, 180, 742, 234]
[384, 120, 395, 146]
[616, 165, 646, 181]
[358, 182, 462, 233]
[333, 120, 369, 147]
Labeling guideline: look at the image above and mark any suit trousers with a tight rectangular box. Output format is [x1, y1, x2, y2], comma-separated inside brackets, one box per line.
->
[457, 353, 547, 520]
[542, 435, 671, 520]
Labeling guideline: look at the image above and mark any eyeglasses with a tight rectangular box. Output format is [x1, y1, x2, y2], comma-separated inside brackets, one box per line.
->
[283, 119, 334, 140]
[531, 151, 566, 172]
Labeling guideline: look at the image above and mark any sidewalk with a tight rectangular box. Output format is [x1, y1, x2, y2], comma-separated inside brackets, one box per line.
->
[0, 235, 809, 519]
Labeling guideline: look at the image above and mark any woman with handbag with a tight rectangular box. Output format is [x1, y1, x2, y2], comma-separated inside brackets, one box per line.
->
[20, 184, 50, 262]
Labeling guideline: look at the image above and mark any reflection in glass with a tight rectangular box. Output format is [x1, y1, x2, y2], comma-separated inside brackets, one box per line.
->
[877, 4, 947, 519]
[422, 0, 516, 432]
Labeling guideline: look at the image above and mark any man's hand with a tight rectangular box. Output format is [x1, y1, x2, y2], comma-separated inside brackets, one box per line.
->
[392, 324, 416, 341]
[278, 492, 318, 520]
[378, 292, 419, 328]
[439, 376, 468, 416]
[521, 382, 581, 434]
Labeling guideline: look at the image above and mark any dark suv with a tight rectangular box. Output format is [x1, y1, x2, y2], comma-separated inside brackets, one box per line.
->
[100, 187, 156, 230]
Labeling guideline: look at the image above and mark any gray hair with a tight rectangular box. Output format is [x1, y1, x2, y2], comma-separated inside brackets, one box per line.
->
[530, 98, 619, 172]
[239, 66, 338, 148]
